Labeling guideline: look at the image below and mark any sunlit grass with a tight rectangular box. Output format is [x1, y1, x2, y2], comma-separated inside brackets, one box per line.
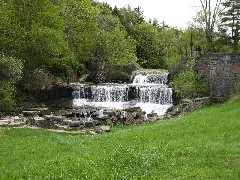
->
[1, 98, 240, 179]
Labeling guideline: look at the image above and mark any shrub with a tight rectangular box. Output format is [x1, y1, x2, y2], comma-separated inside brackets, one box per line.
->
[173, 69, 198, 99]
[0, 54, 23, 114]
[234, 82, 240, 94]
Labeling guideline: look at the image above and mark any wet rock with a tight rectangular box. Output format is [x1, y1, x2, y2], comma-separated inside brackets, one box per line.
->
[90, 111, 98, 118]
[147, 113, 158, 118]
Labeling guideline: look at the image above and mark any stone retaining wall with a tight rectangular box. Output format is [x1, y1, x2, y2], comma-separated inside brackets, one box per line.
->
[196, 53, 240, 97]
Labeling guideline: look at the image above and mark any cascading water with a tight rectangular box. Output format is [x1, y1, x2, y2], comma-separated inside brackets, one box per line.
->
[72, 71, 172, 116]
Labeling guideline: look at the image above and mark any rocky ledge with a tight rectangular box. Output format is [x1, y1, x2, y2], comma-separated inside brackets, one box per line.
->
[0, 107, 164, 135]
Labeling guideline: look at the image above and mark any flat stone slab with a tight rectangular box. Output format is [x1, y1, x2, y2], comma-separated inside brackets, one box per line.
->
[44, 115, 63, 122]
[68, 121, 82, 127]
[33, 117, 44, 121]
[61, 119, 73, 125]
[0, 119, 11, 125]
[32, 117, 45, 126]
[12, 116, 24, 123]
[0, 117, 25, 126]
[55, 125, 70, 130]
[22, 111, 39, 117]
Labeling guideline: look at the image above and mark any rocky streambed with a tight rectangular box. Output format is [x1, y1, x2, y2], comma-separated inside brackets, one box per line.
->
[0, 97, 215, 135]
[0, 107, 164, 134]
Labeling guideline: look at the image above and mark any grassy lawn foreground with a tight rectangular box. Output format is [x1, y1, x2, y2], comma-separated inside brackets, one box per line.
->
[1, 98, 240, 179]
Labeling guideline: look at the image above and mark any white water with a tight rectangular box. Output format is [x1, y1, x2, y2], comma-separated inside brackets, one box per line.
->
[72, 72, 172, 116]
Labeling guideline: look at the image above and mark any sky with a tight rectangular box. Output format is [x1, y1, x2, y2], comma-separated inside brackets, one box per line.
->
[96, 0, 200, 29]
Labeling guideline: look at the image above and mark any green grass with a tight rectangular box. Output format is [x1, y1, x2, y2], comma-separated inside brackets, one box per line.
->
[1, 98, 240, 179]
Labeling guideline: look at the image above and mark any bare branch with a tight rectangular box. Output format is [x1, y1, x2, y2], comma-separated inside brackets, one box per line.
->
[199, 0, 208, 30]
[211, 0, 222, 32]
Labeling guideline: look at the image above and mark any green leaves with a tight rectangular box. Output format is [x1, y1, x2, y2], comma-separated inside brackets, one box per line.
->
[0, 54, 23, 84]
[135, 22, 164, 68]
[94, 3, 137, 65]
[173, 69, 198, 99]
[221, 0, 240, 52]
[0, 54, 23, 113]
[64, 0, 97, 65]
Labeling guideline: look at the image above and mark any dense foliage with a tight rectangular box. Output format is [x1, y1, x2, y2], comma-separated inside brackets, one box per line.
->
[1, 0, 240, 112]
[220, 0, 240, 52]
[0, 54, 23, 115]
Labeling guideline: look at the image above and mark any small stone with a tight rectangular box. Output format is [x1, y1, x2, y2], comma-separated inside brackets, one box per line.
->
[100, 126, 110, 132]
[89, 130, 98, 135]
[12, 116, 23, 123]
[56, 125, 69, 130]
[33, 117, 44, 121]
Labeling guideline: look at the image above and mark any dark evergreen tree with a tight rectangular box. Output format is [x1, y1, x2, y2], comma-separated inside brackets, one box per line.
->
[221, 0, 240, 52]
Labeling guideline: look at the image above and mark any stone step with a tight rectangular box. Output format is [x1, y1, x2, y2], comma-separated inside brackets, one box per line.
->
[54, 124, 70, 130]
[22, 111, 39, 117]
[0, 119, 11, 125]
[44, 115, 64, 122]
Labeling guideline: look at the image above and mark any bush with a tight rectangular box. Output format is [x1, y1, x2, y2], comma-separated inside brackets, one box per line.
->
[0, 54, 23, 114]
[173, 69, 198, 99]
[234, 82, 240, 94]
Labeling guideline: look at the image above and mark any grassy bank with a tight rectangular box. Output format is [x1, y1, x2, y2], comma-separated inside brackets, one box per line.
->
[1, 98, 240, 179]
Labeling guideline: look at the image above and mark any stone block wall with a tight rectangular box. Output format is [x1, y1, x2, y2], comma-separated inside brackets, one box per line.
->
[196, 53, 240, 97]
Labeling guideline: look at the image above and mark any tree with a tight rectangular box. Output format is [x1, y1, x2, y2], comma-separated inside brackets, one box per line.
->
[115, 5, 145, 37]
[135, 22, 165, 68]
[221, 0, 240, 52]
[63, 0, 97, 73]
[88, 3, 137, 82]
[197, 0, 222, 51]
[0, 0, 67, 75]
[0, 1, 22, 57]
[93, 3, 137, 65]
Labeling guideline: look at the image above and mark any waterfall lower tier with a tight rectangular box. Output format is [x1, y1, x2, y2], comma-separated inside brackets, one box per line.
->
[72, 72, 172, 116]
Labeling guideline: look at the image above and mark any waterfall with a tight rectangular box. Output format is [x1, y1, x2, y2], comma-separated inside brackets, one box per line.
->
[72, 71, 172, 116]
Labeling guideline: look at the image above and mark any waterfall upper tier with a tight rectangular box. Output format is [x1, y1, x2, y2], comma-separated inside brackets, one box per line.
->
[132, 72, 169, 85]
[72, 71, 172, 116]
